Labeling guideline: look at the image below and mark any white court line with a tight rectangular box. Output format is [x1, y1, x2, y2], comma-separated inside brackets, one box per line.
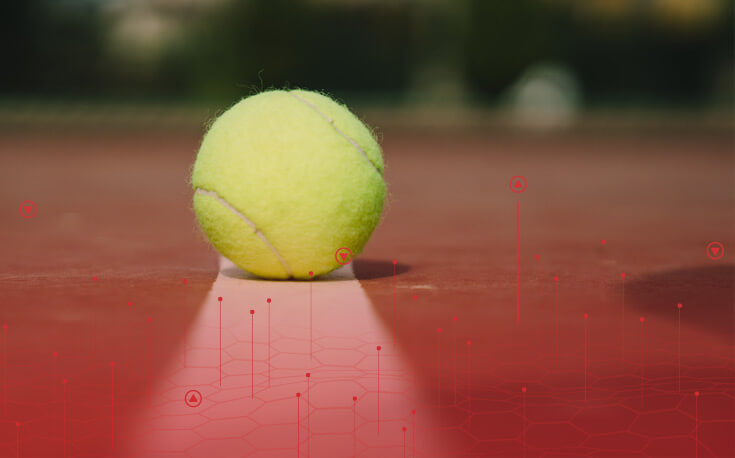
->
[126, 256, 451, 457]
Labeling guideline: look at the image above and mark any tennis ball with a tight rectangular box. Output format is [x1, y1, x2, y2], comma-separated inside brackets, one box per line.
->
[191, 89, 386, 279]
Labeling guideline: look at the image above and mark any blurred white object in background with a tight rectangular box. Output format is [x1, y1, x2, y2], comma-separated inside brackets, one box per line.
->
[507, 63, 582, 132]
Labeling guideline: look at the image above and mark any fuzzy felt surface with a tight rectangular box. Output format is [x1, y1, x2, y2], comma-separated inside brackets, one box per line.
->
[191, 89, 386, 279]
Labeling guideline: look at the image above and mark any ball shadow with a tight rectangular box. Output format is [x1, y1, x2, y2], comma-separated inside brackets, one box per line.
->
[353, 258, 411, 280]
[220, 258, 411, 282]
[627, 264, 734, 337]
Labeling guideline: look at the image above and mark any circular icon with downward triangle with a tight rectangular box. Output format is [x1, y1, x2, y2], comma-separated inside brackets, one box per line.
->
[19, 200, 36, 219]
[335, 247, 353, 265]
[706, 242, 724, 260]
[184, 389, 202, 408]
[509, 176, 527, 194]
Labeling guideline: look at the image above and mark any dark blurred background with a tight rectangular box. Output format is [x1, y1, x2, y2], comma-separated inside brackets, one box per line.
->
[2, 0, 733, 130]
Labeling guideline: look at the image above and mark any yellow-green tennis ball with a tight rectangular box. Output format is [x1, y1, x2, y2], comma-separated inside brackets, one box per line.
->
[191, 89, 386, 279]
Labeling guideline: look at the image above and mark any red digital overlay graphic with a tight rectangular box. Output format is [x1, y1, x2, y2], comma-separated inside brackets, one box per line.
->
[509, 175, 527, 193]
[184, 389, 202, 408]
[18, 200, 36, 218]
[706, 241, 724, 260]
[334, 247, 353, 265]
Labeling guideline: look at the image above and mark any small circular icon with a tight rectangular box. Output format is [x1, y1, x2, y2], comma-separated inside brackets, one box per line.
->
[706, 242, 724, 260]
[509, 176, 527, 194]
[335, 247, 353, 265]
[185, 389, 202, 408]
[19, 201, 36, 219]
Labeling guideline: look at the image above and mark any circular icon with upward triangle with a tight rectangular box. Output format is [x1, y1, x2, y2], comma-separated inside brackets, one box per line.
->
[706, 242, 724, 260]
[184, 389, 202, 408]
[509, 176, 527, 194]
[335, 247, 353, 265]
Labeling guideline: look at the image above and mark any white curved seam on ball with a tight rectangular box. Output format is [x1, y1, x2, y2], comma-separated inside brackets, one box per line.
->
[288, 92, 381, 175]
[195, 188, 294, 278]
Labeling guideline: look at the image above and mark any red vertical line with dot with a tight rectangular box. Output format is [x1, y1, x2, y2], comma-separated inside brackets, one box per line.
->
[267, 298, 272, 388]
[110, 361, 115, 452]
[376, 345, 381, 434]
[250, 310, 255, 399]
[53, 352, 58, 438]
[218, 297, 222, 387]
[352, 396, 357, 458]
[516, 201, 520, 323]
[296, 392, 301, 458]
[694, 391, 700, 458]
[584, 314, 588, 402]
[305, 373, 311, 457]
[411, 409, 416, 458]
[412, 295, 417, 386]
[452, 317, 457, 406]
[554, 277, 559, 366]
[639, 317, 645, 406]
[393, 260, 398, 347]
[182, 279, 187, 367]
[62, 379, 67, 458]
[521, 387, 527, 458]
[467, 340, 472, 426]
[15, 421, 19, 458]
[309, 271, 314, 360]
[621, 273, 626, 361]
[93, 277, 97, 364]
[402, 426, 407, 457]
[601, 240, 606, 327]
[535, 255, 540, 344]
[128, 301, 132, 394]
[677, 303, 682, 393]
[147, 318, 152, 406]
[437, 328, 442, 417]
[3, 324, 7, 416]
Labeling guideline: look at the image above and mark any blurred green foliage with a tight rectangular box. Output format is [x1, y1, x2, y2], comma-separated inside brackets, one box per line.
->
[2, 0, 732, 107]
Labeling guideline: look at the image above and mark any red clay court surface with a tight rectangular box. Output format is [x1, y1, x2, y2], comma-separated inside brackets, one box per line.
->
[0, 129, 733, 457]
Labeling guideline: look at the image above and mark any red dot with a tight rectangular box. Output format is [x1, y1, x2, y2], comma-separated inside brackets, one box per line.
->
[377, 346, 382, 351]
[554, 276, 559, 282]
[53, 352, 58, 357]
[296, 392, 301, 397]
[15, 422, 20, 427]
[128, 301, 132, 307]
[306, 373, 311, 378]
[412, 295, 417, 300]
[437, 328, 442, 334]
[535, 254, 540, 260]
[250, 310, 254, 315]
[467, 340, 471, 346]
[183, 279, 187, 284]
[218, 297, 222, 302]
[392, 260, 397, 265]
[147, 317, 152, 322]
[452, 316, 457, 322]
[411, 409, 416, 414]
[308, 271, 314, 277]
[2, 325, 6, 330]
[677, 303, 683, 309]
[62, 379, 67, 384]
[621, 273, 626, 278]
[694, 391, 700, 397]
[402, 426, 407, 431]
[93, 276, 97, 282]
[353, 396, 357, 401]
[267, 298, 271, 303]
[640, 317, 645, 323]
[110, 361, 115, 367]
[522, 386, 527, 393]
[602, 239, 607, 244]
[584, 313, 588, 319]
